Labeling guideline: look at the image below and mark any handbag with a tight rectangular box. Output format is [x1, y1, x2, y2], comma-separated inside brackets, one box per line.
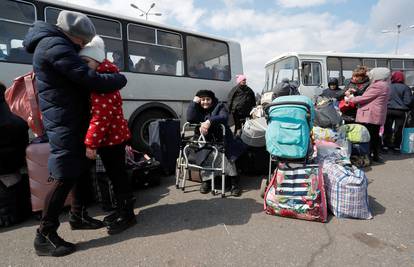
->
[264, 163, 327, 222]
[5, 71, 44, 136]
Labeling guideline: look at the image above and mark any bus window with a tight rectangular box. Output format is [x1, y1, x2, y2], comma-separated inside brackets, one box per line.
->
[186, 36, 230, 81]
[264, 64, 274, 92]
[391, 59, 403, 70]
[302, 62, 321, 86]
[0, 0, 35, 64]
[404, 60, 414, 69]
[0, 44, 6, 60]
[128, 25, 184, 76]
[0, 0, 35, 23]
[342, 58, 362, 81]
[272, 56, 299, 86]
[327, 57, 341, 84]
[376, 59, 388, 68]
[157, 30, 182, 48]
[363, 59, 376, 69]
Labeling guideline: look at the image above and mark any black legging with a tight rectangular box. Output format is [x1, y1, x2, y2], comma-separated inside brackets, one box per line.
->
[362, 123, 381, 159]
[98, 143, 132, 200]
[383, 109, 407, 149]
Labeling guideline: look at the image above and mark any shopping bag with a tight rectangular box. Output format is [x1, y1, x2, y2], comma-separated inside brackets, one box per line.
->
[264, 164, 327, 222]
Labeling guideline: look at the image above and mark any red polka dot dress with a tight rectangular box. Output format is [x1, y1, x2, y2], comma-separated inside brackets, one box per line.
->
[85, 59, 131, 149]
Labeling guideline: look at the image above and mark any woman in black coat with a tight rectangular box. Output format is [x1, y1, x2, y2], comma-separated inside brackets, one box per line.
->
[23, 11, 127, 256]
[187, 90, 246, 196]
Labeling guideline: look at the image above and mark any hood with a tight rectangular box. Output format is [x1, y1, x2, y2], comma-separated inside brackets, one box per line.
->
[328, 77, 339, 87]
[368, 67, 390, 83]
[23, 21, 75, 53]
[391, 71, 405, 83]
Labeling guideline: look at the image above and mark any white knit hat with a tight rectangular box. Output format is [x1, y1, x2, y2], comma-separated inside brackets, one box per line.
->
[79, 35, 106, 63]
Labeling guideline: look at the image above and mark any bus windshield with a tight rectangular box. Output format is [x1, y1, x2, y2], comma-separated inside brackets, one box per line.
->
[264, 56, 299, 92]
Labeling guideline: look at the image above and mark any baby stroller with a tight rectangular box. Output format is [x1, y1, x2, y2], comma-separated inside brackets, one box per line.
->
[175, 122, 227, 197]
[259, 95, 315, 197]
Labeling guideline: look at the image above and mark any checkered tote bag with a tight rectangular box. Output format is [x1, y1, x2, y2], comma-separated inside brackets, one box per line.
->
[322, 157, 372, 219]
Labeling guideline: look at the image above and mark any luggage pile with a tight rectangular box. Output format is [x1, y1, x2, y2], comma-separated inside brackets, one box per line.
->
[261, 95, 374, 222]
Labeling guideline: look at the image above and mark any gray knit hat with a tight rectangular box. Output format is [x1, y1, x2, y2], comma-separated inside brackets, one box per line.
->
[56, 10, 96, 43]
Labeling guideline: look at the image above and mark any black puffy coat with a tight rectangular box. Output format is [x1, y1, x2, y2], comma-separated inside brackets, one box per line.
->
[186, 98, 246, 161]
[227, 84, 256, 119]
[23, 22, 127, 179]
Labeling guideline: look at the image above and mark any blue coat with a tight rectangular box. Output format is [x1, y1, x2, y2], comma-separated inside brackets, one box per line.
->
[387, 82, 413, 111]
[23, 22, 127, 179]
[186, 98, 246, 161]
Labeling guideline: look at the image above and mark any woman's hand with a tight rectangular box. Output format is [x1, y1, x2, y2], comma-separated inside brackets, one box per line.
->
[86, 147, 97, 160]
[193, 96, 201, 103]
[200, 120, 211, 135]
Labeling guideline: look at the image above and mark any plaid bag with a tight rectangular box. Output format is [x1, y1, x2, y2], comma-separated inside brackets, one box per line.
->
[264, 164, 327, 222]
[322, 156, 372, 219]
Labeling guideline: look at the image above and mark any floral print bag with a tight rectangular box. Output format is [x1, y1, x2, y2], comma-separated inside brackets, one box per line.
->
[264, 163, 327, 222]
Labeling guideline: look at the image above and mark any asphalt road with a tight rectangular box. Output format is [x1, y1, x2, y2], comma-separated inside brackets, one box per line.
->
[1, 153, 413, 267]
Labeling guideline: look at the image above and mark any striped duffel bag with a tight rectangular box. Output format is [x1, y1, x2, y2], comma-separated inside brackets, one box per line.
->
[264, 163, 327, 222]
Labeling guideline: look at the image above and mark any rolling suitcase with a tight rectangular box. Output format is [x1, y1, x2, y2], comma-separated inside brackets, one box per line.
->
[25, 142, 73, 212]
[126, 148, 162, 188]
[149, 119, 180, 175]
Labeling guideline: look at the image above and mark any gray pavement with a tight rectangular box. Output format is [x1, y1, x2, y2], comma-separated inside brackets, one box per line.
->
[1, 153, 413, 266]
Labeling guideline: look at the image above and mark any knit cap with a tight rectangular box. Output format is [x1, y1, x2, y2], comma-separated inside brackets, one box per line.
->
[57, 10, 96, 43]
[79, 36, 106, 63]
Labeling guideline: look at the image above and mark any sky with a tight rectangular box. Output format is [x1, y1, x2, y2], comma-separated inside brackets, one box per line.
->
[67, 0, 414, 91]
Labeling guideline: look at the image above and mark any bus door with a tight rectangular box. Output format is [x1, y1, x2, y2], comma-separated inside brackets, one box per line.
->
[300, 60, 324, 100]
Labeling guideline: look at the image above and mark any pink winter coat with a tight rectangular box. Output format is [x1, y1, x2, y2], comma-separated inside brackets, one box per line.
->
[350, 80, 390, 125]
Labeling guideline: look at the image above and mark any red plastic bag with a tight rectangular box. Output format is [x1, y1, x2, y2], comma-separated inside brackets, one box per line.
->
[5, 72, 44, 136]
[338, 99, 356, 113]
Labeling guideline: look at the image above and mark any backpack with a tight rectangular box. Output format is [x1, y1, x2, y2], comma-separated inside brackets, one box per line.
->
[314, 98, 342, 129]
[5, 72, 44, 137]
[265, 95, 314, 159]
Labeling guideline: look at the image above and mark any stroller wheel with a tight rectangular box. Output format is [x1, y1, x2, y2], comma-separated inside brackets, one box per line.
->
[259, 178, 268, 199]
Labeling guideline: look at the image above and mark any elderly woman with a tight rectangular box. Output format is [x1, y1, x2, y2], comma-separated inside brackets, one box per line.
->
[340, 66, 371, 123]
[187, 89, 246, 196]
[349, 67, 391, 163]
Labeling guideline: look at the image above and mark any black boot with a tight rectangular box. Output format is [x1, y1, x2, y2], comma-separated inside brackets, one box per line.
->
[69, 208, 104, 230]
[230, 176, 242, 197]
[103, 210, 120, 226]
[200, 180, 211, 194]
[34, 229, 76, 257]
[107, 197, 137, 235]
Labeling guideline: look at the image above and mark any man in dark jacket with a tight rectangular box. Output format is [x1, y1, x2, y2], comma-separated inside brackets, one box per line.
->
[227, 74, 256, 135]
[383, 71, 413, 152]
[23, 11, 127, 256]
[320, 78, 342, 99]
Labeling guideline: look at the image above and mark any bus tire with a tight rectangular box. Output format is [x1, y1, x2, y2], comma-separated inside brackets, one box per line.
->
[131, 109, 172, 152]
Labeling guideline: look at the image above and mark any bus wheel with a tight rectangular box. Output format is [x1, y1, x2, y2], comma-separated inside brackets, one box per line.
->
[131, 109, 172, 152]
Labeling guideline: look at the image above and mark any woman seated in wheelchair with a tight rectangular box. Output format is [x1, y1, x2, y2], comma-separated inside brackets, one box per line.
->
[187, 89, 246, 196]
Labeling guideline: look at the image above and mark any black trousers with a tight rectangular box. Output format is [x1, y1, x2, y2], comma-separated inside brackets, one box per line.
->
[39, 176, 80, 234]
[383, 109, 407, 149]
[98, 143, 132, 200]
[362, 123, 381, 159]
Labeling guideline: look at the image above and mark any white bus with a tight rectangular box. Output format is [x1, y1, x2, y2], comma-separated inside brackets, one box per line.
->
[261, 52, 414, 102]
[0, 0, 243, 150]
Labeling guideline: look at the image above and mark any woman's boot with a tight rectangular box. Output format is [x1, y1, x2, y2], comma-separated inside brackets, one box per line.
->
[106, 197, 137, 235]
[230, 176, 241, 197]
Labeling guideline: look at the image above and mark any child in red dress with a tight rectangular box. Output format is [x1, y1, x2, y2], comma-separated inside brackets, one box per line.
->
[79, 36, 136, 235]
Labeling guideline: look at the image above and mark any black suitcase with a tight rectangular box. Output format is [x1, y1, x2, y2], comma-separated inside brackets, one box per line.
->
[149, 119, 180, 175]
[236, 146, 270, 175]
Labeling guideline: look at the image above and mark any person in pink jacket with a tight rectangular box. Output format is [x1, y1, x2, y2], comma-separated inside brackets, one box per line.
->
[349, 67, 391, 163]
